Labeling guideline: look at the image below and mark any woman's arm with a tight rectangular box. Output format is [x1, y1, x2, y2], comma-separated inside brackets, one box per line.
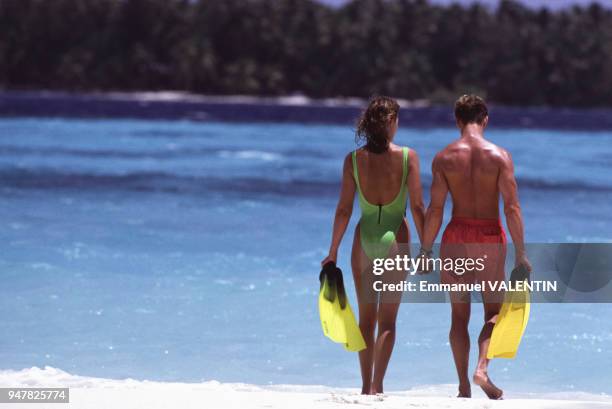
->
[407, 149, 426, 243]
[321, 153, 356, 266]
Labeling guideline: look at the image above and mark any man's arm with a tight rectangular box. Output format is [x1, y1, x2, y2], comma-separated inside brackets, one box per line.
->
[321, 153, 356, 266]
[422, 154, 448, 251]
[407, 149, 425, 243]
[498, 150, 531, 271]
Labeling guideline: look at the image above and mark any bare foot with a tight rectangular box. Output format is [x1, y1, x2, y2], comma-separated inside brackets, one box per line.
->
[473, 371, 503, 400]
[361, 385, 378, 395]
[370, 383, 383, 395]
[457, 383, 471, 398]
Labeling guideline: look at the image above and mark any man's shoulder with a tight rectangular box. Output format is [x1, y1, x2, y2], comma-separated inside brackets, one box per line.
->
[434, 140, 467, 162]
[481, 141, 511, 163]
[432, 145, 459, 171]
[432, 147, 451, 164]
[434, 139, 512, 169]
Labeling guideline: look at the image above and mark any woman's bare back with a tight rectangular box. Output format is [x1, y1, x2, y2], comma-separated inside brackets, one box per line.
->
[352, 144, 406, 205]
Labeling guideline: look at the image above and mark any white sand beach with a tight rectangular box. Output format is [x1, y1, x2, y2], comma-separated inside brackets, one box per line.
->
[1, 367, 611, 409]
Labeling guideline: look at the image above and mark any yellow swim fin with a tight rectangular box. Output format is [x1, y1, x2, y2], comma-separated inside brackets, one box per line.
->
[318, 262, 366, 352]
[487, 266, 531, 359]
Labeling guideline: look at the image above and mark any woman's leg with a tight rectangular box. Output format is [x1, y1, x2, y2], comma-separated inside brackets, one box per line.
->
[371, 297, 401, 393]
[371, 219, 409, 394]
[351, 224, 377, 395]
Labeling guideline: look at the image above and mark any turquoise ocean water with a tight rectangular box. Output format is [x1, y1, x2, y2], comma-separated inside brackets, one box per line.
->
[0, 117, 611, 395]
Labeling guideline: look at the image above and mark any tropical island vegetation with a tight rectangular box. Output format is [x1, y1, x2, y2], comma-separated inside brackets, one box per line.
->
[1, 0, 611, 106]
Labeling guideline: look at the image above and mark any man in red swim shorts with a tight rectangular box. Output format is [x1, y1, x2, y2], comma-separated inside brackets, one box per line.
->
[421, 95, 531, 400]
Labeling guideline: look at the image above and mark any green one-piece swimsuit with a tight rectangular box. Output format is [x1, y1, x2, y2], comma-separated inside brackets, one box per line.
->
[352, 147, 409, 261]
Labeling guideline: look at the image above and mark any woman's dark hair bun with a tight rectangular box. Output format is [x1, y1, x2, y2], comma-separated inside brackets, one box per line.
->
[356, 96, 399, 153]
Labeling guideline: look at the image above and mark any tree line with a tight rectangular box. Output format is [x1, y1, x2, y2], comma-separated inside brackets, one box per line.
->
[1, 0, 611, 107]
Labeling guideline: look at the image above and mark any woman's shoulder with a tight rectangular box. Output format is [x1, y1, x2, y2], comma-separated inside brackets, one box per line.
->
[352, 145, 418, 157]
[345, 149, 358, 160]
[343, 150, 356, 168]
[348, 147, 365, 161]
[389, 144, 416, 155]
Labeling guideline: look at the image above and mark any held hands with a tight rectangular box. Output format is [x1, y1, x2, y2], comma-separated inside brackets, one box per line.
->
[416, 247, 434, 275]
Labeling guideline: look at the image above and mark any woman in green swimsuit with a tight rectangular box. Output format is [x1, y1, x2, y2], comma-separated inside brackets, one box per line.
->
[322, 96, 425, 394]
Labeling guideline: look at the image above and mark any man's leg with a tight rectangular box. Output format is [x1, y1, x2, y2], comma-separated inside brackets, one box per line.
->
[449, 292, 471, 398]
[473, 300, 503, 399]
[473, 238, 506, 399]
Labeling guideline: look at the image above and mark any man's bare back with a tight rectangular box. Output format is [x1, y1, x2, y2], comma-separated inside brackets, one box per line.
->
[434, 130, 508, 219]
[421, 95, 531, 400]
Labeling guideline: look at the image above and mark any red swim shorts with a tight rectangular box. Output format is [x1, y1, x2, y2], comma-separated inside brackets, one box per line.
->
[440, 217, 507, 286]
